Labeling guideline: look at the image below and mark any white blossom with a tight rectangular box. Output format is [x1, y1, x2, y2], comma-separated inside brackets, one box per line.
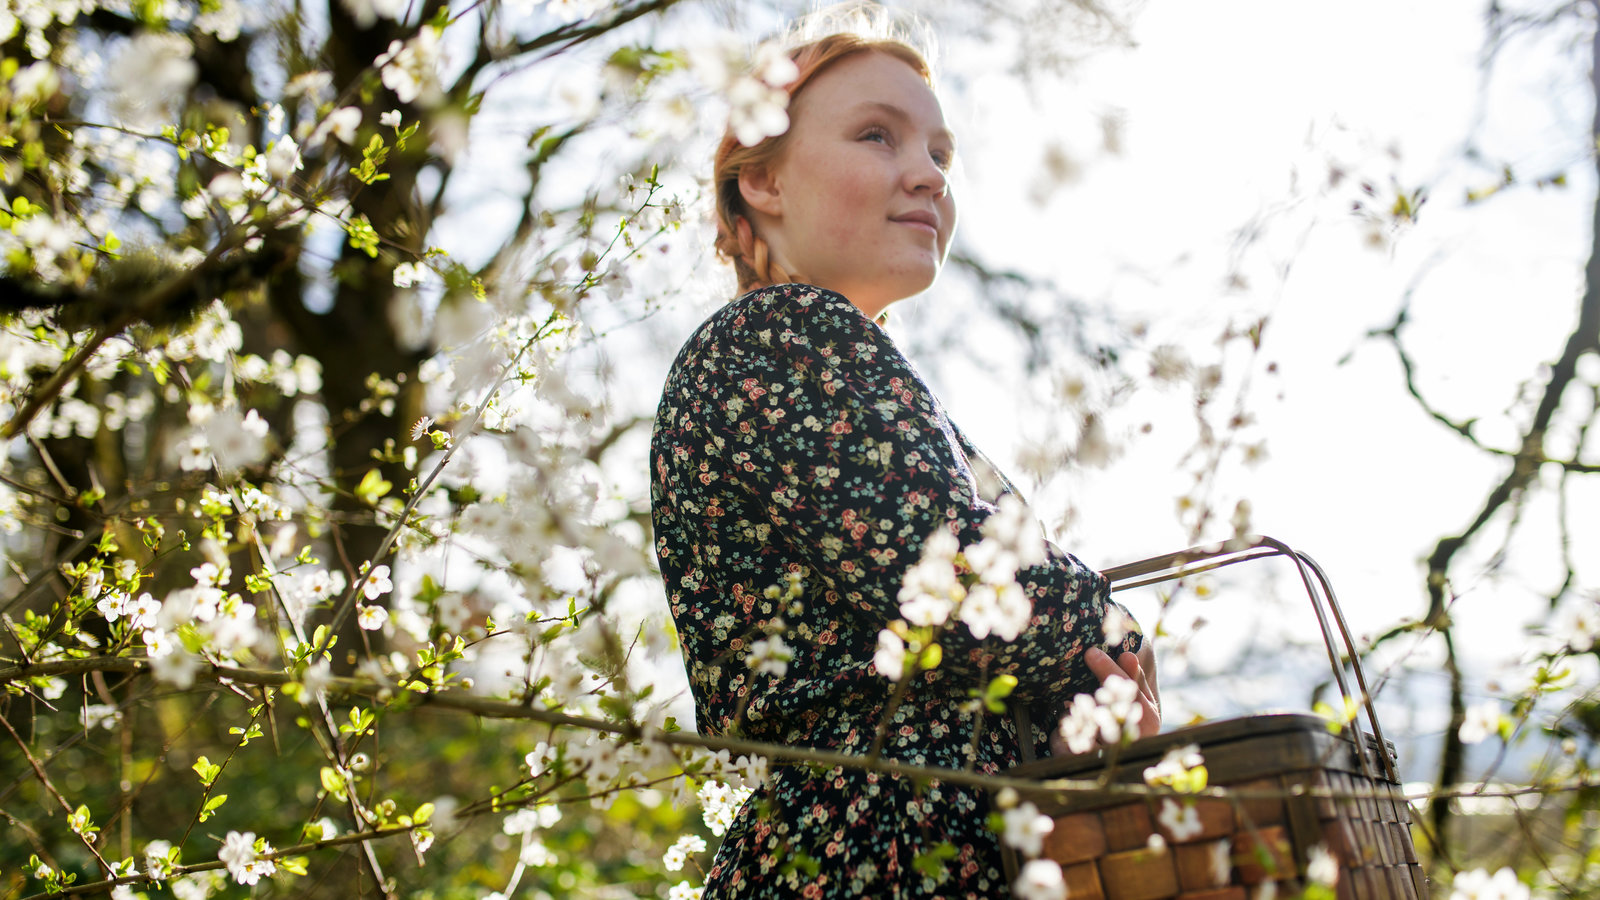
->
[151, 646, 200, 688]
[377, 28, 444, 104]
[519, 837, 557, 866]
[1557, 595, 1600, 653]
[264, 135, 303, 182]
[502, 804, 561, 836]
[1001, 801, 1054, 857]
[142, 628, 174, 657]
[978, 495, 1047, 569]
[959, 580, 1032, 642]
[126, 593, 162, 629]
[1012, 859, 1067, 900]
[81, 703, 121, 730]
[1103, 604, 1135, 644]
[393, 261, 429, 287]
[1143, 743, 1204, 788]
[10, 60, 59, 110]
[308, 106, 362, 148]
[898, 540, 961, 626]
[207, 598, 261, 655]
[726, 74, 790, 147]
[218, 831, 276, 885]
[734, 753, 769, 791]
[98, 591, 128, 623]
[1057, 679, 1142, 755]
[1095, 674, 1144, 738]
[341, 0, 408, 28]
[194, 0, 244, 41]
[107, 32, 197, 126]
[1149, 344, 1191, 383]
[1459, 701, 1504, 745]
[525, 742, 558, 777]
[1306, 843, 1339, 887]
[697, 779, 752, 837]
[872, 628, 906, 681]
[203, 407, 269, 472]
[746, 634, 792, 677]
[691, 39, 796, 147]
[297, 569, 344, 606]
[538, 0, 610, 24]
[1158, 799, 1204, 842]
[662, 834, 707, 872]
[1449, 868, 1529, 900]
[357, 604, 389, 631]
[668, 882, 705, 900]
[300, 659, 332, 704]
[361, 564, 393, 600]
[144, 840, 174, 879]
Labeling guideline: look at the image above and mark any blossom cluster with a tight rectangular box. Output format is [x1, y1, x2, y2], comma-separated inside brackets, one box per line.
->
[690, 38, 800, 146]
[1056, 670, 1145, 754]
[994, 791, 1066, 900]
[875, 495, 1048, 680]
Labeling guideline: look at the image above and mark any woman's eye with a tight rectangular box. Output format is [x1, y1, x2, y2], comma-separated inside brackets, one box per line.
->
[931, 151, 953, 170]
[861, 127, 890, 144]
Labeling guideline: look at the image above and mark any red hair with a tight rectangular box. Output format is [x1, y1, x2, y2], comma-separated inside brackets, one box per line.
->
[712, 34, 933, 295]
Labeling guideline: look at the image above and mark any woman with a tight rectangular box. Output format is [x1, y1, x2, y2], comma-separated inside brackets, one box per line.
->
[650, 18, 1158, 898]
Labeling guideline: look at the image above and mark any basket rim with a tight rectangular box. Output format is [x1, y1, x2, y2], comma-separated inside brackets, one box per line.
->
[1009, 711, 1396, 781]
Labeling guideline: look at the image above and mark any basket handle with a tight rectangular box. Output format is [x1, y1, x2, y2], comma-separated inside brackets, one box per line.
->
[1028, 534, 1398, 783]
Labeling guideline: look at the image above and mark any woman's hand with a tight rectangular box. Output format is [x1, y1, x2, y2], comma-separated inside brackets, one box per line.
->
[1048, 644, 1161, 756]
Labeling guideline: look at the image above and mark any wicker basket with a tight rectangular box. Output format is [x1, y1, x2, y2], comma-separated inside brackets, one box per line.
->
[1003, 536, 1430, 900]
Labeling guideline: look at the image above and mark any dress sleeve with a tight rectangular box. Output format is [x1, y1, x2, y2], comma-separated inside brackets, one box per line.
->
[698, 286, 1138, 704]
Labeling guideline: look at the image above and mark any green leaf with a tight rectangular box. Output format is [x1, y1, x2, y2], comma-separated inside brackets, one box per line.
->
[355, 468, 393, 506]
[985, 673, 1017, 700]
[198, 794, 228, 822]
[911, 841, 957, 880]
[320, 766, 348, 801]
[192, 755, 221, 787]
[416, 574, 444, 606]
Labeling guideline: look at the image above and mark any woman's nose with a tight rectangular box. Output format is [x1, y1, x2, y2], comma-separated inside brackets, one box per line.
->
[907, 153, 949, 196]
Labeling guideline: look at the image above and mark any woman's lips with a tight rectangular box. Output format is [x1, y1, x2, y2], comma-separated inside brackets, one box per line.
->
[892, 215, 938, 237]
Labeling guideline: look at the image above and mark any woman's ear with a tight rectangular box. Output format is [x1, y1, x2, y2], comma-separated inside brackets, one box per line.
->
[738, 165, 783, 218]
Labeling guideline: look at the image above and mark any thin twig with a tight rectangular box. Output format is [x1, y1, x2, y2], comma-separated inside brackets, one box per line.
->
[0, 710, 115, 875]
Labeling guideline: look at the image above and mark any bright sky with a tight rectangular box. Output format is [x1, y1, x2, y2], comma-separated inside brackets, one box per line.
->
[920, 0, 1598, 763]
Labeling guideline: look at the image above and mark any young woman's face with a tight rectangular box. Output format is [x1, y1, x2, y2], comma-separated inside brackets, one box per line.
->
[744, 51, 957, 317]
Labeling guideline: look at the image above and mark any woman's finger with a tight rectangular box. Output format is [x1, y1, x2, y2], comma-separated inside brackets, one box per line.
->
[1115, 651, 1157, 706]
[1085, 646, 1123, 684]
[1114, 651, 1161, 737]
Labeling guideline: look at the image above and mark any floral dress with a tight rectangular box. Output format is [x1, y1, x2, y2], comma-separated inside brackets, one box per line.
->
[650, 284, 1141, 898]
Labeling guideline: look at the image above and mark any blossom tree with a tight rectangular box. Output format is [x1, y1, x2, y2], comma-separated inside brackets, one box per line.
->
[0, 1, 793, 896]
[0, 1, 1596, 899]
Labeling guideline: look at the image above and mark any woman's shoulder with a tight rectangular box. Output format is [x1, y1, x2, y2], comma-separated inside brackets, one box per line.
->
[687, 283, 874, 348]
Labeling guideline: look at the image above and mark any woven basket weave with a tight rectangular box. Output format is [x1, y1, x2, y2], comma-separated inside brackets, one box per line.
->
[1004, 714, 1426, 900]
[1003, 537, 1429, 900]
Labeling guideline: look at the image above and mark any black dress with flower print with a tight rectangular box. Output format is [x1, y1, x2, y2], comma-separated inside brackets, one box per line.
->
[650, 284, 1141, 899]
